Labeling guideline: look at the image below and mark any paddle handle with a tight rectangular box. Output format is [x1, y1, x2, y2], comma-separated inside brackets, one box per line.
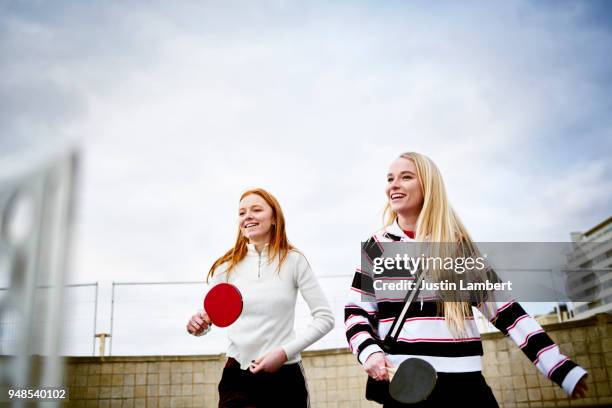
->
[386, 366, 397, 380]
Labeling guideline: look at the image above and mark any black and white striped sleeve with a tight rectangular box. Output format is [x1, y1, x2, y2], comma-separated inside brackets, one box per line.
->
[480, 301, 587, 395]
[345, 237, 384, 364]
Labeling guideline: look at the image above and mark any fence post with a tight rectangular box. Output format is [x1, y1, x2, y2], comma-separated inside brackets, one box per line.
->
[110, 282, 115, 356]
[93, 282, 99, 356]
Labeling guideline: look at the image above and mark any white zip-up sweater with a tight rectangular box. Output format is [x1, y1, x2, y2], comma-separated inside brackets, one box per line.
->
[208, 244, 335, 370]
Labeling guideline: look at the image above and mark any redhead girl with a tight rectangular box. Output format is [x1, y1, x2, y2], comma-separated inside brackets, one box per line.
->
[187, 188, 334, 407]
[345, 152, 588, 407]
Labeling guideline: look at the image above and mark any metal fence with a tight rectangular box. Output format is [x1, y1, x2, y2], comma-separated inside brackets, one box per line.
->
[1, 277, 354, 357]
[108, 275, 352, 356]
[0, 283, 98, 356]
[2, 275, 578, 357]
[3, 277, 583, 357]
[61, 283, 99, 355]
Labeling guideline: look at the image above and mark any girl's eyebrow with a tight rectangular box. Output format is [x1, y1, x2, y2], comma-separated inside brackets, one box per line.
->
[239, 205, 262, 211]
[387, 170, 416, 177]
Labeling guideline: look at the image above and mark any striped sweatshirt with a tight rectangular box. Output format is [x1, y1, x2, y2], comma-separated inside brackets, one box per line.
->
[344, 221, 587, 396]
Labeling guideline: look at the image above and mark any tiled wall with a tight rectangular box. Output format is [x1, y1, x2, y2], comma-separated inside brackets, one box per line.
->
[64, 313, 612, 407]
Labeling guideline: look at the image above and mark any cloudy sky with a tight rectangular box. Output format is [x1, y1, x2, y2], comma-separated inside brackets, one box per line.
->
[1, 1, 611, 355]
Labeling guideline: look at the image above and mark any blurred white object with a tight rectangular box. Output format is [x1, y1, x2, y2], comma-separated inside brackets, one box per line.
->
[0, 142, 79, 407]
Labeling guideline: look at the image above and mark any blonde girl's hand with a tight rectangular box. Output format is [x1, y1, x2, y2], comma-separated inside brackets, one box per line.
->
[572, 375, 588, 399]
[249, 348, 288, 374]
[364, 352, 394, 381]
[186, 310, 211, 336]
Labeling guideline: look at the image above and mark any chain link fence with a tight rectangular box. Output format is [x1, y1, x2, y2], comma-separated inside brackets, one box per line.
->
[2, 277, 576, 357]
[108, 275, 352, 356]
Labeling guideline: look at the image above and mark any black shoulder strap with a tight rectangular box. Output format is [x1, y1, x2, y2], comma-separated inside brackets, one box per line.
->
[364, 231, 422, 352]
[381, 270, 426, 353]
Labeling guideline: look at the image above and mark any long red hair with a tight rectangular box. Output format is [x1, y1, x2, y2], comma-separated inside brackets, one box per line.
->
[207, 188, 294, 281]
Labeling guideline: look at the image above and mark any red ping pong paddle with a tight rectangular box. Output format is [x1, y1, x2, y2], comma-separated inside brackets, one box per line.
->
[203, 283, 243, 328]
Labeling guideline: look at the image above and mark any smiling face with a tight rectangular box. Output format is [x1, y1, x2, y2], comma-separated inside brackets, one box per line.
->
[386, 157, 424, 217]
[238, 193, 275, 243]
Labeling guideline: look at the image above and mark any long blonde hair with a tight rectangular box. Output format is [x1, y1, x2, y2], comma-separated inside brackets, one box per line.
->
[383, 152, 486, 336]
[207, 188, 294, 282]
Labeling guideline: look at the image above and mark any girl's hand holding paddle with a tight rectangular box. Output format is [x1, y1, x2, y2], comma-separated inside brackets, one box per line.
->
[187, 282, 243, 336]
[364, 352, 394, 381]
[186, 310, 211, 336]
[572, 375, 588, 399]
[249, 347, 288, 374]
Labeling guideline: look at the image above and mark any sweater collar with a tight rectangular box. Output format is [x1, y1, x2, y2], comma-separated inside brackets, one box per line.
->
[385, 219, 415, 242]
[246, 242, 269, 256]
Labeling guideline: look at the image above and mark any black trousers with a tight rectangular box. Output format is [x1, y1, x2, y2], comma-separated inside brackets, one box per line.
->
[218, 357, 309, 408]
[383, 371, 499, 408]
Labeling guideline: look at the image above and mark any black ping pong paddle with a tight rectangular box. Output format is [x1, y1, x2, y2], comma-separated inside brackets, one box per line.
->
[387, 358, 437, 404]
